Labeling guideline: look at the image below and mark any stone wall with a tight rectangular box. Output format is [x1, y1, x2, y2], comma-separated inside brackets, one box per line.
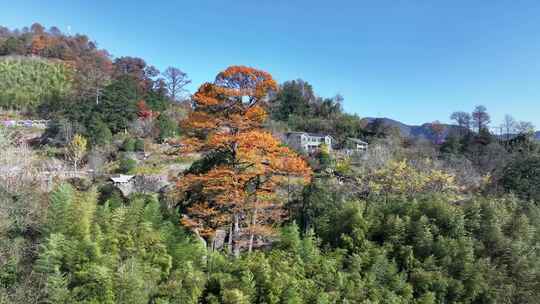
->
[1, 120, 50, 129]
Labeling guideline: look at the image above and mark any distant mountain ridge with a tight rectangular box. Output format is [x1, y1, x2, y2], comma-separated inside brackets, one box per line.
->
[362, 117, 458, 141]
[363, 117, 540, 141]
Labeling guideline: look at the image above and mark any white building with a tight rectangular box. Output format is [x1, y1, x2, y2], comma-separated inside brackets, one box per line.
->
[110, 174, 135, 184]
[285, 132, 333, 153]
[344, 138, 368, 153]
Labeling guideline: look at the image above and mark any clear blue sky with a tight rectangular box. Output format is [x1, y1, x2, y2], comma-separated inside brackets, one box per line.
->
[2, 0, 540, 127]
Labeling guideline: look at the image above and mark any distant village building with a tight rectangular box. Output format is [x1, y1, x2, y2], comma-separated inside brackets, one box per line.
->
[110, 174, 170, 197]
[284, 132, 369, 156]
[344, 138, 369, 154]
[110, 174, 135, 184]
[285, 132, 333, 153]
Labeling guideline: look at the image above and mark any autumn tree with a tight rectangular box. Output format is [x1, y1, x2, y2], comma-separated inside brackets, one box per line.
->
[364, 159, 458, 198]
[30, 22, 45, 34]
[177, 66, 312, 256]
[73, 50, 113, 104]
[113, 56, 159, 92]
[430, 120, 445, 144]
[30, 33, 49, 55]
[66, 134, 87, 170]
[164, 66, 191, 102]
[133, 99, 159, 137]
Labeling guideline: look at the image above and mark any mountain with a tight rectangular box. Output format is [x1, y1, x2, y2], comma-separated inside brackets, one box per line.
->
[362, 117, 462, 141]
[363, 117, 540, 141]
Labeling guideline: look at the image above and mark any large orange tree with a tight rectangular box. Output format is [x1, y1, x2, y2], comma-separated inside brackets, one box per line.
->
[177, 66, 312, 255]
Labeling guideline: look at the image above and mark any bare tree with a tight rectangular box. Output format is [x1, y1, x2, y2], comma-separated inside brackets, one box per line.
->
[472, 105, 490, 132]
[163, 67, 191, 102]
[515, 121, 535, 135]
[450, 111, 471, 134]
[501, 114, 516, 140]
[75, 51, 112, 104]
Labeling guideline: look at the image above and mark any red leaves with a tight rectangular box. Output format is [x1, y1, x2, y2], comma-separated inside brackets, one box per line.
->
[137, 100, 159, 120]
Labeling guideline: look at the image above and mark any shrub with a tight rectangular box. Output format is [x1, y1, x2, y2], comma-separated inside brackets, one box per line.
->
[501, 155, 540, 201]
[122, 138, 136, 152]
[42, 119, 85, 146]
[87, 118, 112, 146]
[134, 139, 145, 152]
[156, 114, 179, 142]
[118, 157, 137, 174]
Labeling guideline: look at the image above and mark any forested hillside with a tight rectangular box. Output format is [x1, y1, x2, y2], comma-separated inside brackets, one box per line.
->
[1, 23, 540, 304]
[0, 56, 72, 110]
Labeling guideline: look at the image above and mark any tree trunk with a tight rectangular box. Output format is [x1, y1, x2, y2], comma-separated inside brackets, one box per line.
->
[228, 220, 233, 253]
[248, 208, 257, 253]
[233, 212, 240, 257]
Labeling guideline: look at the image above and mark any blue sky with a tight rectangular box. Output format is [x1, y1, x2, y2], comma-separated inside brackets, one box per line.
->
[2, 0, 540, 127]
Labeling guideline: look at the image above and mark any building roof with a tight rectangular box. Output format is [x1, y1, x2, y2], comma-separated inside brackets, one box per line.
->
[347, 137, 368, 145]
[110, 174, 134, 184]
[286, 131, 333, 138]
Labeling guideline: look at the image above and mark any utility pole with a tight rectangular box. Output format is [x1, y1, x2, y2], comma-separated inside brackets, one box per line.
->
[95, 87, 100, 104]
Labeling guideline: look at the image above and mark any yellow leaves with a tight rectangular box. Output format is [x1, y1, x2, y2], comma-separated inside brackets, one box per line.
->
[66, 134, 87, 169]
[367, 159, 458, 197]
[335, 158, 352, 175]
[424, 169, 458, 193]
[70, 134, 88, 151]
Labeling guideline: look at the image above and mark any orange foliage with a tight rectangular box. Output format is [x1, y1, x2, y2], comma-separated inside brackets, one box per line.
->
[30, 34, 49, 55]
[215, 65, 278, 101]
[177, 66, 311, 252]
[192, 82, 221, 106]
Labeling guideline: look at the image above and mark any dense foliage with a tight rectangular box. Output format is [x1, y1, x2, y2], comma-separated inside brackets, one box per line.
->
[1, 23, 539, 303]
[0, 56, 72, 110]
[2, 179, 539, 303]
[177, 66, 312, 255]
